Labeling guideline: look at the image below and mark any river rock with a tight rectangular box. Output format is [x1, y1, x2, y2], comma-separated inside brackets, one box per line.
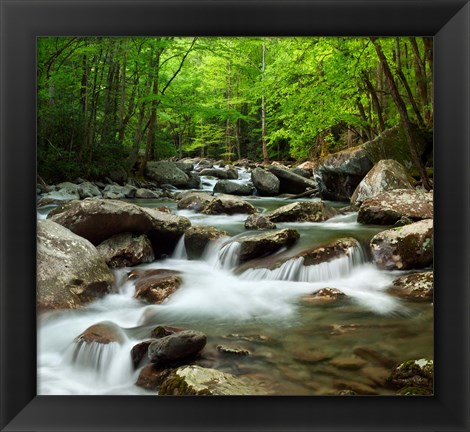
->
[104, 184, 137, 199]
[176, 191, 214, 212]
[131, 340, 154, 368]
[96, 233, 155, 268]
[265, 201, 337, 223]
[174, 161, 194, 173]
[202, 194, 257, 215]
[133, 269, 182, 304]
[370, 219, 433, 270]
[244, 214, 277, 230]
[78, 181, 102, 199]
[216, 345, 250, 356]
[184, 225, 229, 259]
[49, 199, 190, 258]
[388, 359, 433, 395]
[148, 330, 207, 365]
[135, 188, 161, 199]
[350, 159, 413, 207]
[75, 321, 126, 345]
[388, 271, 433, 301]
[237, 237, 361, 276]
[236, 228, 300, 262]
[146, 161, 190, 188]
[136, 364, 171, 390]
[268, 165, 318, 194]
[37, 220, 114, 312]
[357, 189, 433, 225]
[213, 180, 253, 196]
[37, 182, 81, 206]
[159, 365, 268, 395]
[315, 145, 373, 201]
[362, 124, 432, 175]
[186, 172, 202, 189]
[150, 325, 185, 339]
[193, 158, 214, 171]
[199, 168, 237, 180]
[300, 288, 347, 306]
[107, 166, 128, 185]
[251, 167, 280, 196]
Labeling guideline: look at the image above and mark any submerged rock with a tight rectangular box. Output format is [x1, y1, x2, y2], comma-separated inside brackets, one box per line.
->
[351, 159, 413, 207]
[358, 189, 433, 225]
[148, 330, 207, 365]
[96, 233, 155, 268]
[370, 219, 433, 270]
[37, 220, 114, 312]
[159, 365, 269, 395]
[265, 201, 337, 223]
[388, 271, 433, 301]
[216, 345, 250, 356]
[184, 225, 229, 259]
[133, 269, 182, 304]
[300, 288, 347, 306]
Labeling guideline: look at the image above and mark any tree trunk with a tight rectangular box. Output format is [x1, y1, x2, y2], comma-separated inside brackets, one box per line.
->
[261, 40, 269, 164]
[371, 37, 432, 190]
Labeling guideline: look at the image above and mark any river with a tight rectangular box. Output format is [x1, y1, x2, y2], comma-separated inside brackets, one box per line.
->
[37, 169, 433, 395]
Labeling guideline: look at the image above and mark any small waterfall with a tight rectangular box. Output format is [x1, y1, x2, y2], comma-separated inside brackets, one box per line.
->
[172, 235, 187, 259]
[240, 245, 367, 282]
[61, 322, 134, 386]
[215, 241, 241, 270]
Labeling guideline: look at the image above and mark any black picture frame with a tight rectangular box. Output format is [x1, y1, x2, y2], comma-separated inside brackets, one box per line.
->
[1, 0, 469, 431]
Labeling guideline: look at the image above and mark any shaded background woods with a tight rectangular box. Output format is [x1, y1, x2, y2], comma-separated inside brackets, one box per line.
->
[37, 36, 433, 186]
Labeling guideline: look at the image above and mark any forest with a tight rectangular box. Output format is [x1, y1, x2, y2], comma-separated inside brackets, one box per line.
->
[37, 36, 434, 397]
[38, 36, 433, 187]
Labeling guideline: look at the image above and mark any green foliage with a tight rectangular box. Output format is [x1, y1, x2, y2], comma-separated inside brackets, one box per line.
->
[37, 36, 433, 181]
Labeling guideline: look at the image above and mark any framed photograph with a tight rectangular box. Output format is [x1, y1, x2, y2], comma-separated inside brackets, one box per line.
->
[1, 0, 469, 431]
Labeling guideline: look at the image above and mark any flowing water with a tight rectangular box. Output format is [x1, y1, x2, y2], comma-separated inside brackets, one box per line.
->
[37, 170, 433, 396]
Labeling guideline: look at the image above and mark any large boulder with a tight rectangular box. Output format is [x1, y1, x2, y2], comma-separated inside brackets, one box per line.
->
[146, 161, 190, 188]
[251, 167, 280, 196]
[37, 220, 114, 312]
[265, 201, 337, 223]
[184, 225, 229, 260]
[213, 180, 253, 196]
[315, 145, 373, 201]
[358, 189, 433, 225]
[199, 168, 238, 180]
[268, 165, 318, 194]
[37, 183, 81, 206]
[351, 159, 413, 207]
[388, 271, 433, 302]
[370, 219, 433, 270]
[132, 269, 182, 304]
[201, 194, 257, 215]
[48, 199, 190, 258]
[96, 233, 155, 268]
[159, 365, 268, 395]
[362, 124, 432, 176]
[148, 330, 207, 365]
[236, 229, 300, 263]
